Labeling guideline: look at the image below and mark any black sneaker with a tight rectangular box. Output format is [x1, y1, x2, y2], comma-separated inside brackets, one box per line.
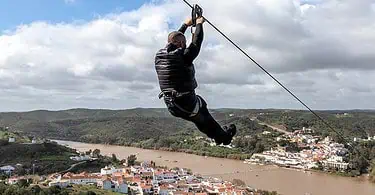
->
[215, 124, 237, 145]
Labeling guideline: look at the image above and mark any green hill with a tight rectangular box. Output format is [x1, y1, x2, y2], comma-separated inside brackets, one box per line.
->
[0, 127, 32, 143]
[0, 108, 267, 144]
[255, 109, 375, 140]
[0, 142, 77, 175]
[2, 108, 375, 147]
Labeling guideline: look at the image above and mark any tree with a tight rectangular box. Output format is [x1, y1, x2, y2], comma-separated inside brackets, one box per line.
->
[14, 167, 26, 176]
[0, 183, 7, 193]
[315, 161, 324, 171]
[127, 155, 137, 166]
[85, 149, 92, 155]
[31, 185, 42, 194]
[112, 154, 118, 163]
[350, 153, 370, 174]
[48, 185, 61, 194]
[92, 149, 101, 158]
[0, 139, 9, 146]
[254, 142, 265, 153]
[3, 186, 18, 195]
[370, 162, 375, 183]
[17, 179, 29, 188]
[285, 142, 301, 153]
[232, 179, 246, 187]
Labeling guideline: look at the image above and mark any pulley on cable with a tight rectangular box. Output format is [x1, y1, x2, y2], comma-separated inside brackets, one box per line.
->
[190, 4, 203, 34]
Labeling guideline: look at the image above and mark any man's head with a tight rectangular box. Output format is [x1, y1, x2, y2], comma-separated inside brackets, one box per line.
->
[168, 31, 186, 48]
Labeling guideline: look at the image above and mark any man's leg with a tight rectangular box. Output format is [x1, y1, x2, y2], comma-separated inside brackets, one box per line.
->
[168, 93, 235, 145]
[163, 92, 236, 145]
[188, 95, 236, 145]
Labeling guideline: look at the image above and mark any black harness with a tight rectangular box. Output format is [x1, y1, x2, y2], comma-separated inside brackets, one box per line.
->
[158, 90, 201, 118]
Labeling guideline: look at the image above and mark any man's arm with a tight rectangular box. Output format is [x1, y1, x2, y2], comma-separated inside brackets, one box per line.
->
[178, 23, 188, 34]
[178, 18, 193, 34]
[184, 20, 204, 63]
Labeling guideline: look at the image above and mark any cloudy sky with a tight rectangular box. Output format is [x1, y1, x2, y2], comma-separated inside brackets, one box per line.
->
[1, 0, 375, 112]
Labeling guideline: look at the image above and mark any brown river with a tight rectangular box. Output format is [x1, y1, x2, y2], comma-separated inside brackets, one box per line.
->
[54, 140, 375, 195]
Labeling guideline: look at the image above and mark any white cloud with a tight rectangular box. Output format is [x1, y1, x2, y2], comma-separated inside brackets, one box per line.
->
[64, 0, 76, 4]
[1, 0, 375, 111]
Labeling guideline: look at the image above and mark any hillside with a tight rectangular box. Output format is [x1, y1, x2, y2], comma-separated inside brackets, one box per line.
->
[0, 108, 269, 144]
[255, 109, 375, 140]
[0, 127, 32, 143]
[2, 108, 375, 146]
[0, 142, 77, 175]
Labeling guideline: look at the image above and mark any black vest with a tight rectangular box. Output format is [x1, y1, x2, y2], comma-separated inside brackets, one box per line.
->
[154, 44, 197, 92]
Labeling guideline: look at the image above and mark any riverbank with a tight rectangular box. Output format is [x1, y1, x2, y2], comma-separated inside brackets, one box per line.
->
[53, 140, 375, 195]
[54, 137, 363, 180]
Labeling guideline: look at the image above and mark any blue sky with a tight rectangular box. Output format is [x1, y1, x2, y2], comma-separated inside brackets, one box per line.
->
[0, 0, 150, 30]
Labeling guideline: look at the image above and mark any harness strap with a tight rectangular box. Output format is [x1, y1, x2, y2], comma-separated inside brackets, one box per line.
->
[173, 96, 201, 117]
[158, 90, 201, 117]
[158, 90, 191, 99]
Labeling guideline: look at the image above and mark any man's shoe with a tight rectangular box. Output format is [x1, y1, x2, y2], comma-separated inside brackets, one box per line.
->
[215, 124, 237, 145]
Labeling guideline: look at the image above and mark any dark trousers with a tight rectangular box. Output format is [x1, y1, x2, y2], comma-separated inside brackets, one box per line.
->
[163, 91, 227, 140]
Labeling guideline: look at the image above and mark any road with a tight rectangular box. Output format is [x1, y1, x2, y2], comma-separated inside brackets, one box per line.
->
[59, 161, 88, 174]
[251, 117, 291, 135]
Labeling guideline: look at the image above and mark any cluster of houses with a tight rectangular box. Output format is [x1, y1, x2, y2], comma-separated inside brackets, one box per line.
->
[46, 161, 248, 194]
[245, 129, 351, 171]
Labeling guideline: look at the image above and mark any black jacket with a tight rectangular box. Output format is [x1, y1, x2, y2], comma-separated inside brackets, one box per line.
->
[155, 23, 204, 92]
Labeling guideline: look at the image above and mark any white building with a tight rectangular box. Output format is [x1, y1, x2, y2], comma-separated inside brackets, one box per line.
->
[321, 156, 349, 171]
[49, 180, 69, 188]
[153, 171, 178, 183]
[70, 155, 91, 161]
[262, 131, 271, 135]
[0, 165, 15, 174]
[61, 172, 101, 185]
[99, 178, 128, 194]
[8, 137, 15, 143]
[101, 166, 125, 175]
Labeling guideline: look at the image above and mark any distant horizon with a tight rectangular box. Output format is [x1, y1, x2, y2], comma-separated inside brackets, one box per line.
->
[1, 106, 375, 113]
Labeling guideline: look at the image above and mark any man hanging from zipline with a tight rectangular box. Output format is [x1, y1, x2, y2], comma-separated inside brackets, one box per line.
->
[154, 6, 236, 145]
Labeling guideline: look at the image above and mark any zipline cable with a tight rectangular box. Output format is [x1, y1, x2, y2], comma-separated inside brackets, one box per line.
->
[181, 0, 355, 150]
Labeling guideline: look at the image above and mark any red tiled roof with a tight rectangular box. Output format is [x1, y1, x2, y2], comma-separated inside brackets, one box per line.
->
[218, 188, 226, 192]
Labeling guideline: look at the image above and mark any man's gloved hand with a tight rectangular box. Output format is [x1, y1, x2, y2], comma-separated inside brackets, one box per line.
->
[184, 18, 193, 26]
[196, 17, 205, 24]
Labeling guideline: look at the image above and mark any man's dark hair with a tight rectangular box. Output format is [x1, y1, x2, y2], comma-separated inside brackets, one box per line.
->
[168, 31, 186, 45]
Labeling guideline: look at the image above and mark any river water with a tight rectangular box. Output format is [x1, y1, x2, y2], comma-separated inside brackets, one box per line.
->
[54, 140, 375, 195]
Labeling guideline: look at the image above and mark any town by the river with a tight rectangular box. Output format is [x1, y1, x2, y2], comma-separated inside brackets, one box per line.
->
[55, 140, 375, 195]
